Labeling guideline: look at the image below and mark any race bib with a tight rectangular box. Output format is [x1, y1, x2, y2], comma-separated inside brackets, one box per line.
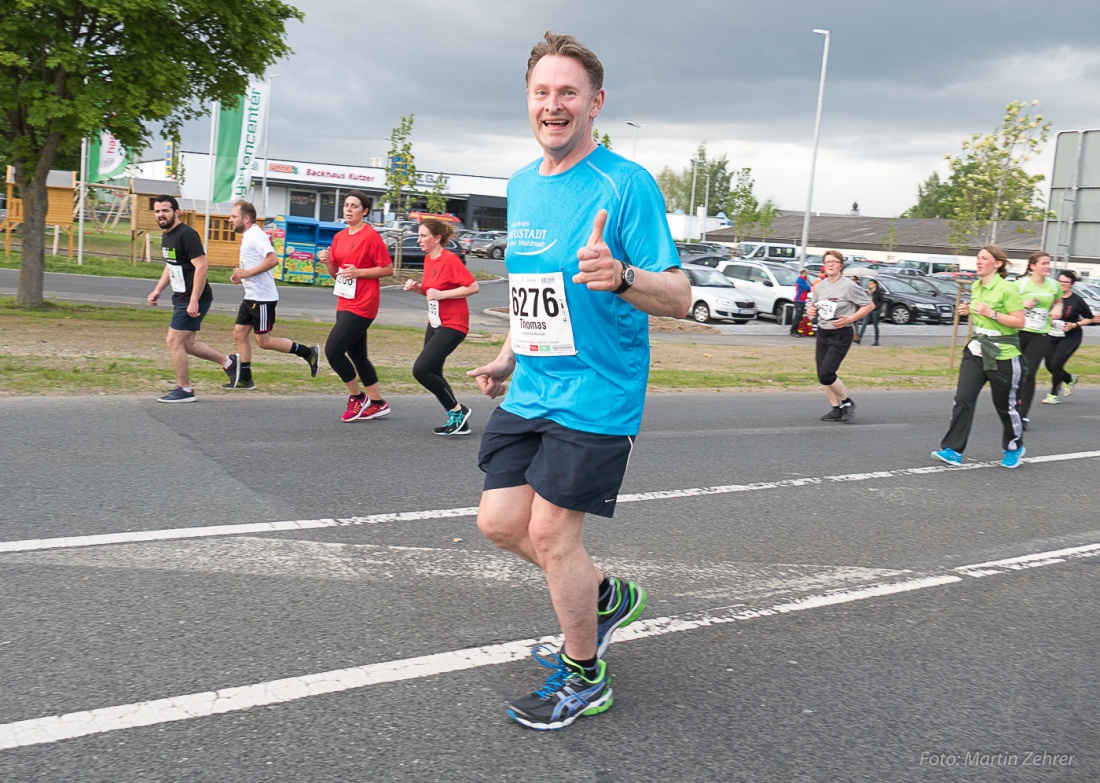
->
[1049, 319, 1065, 338]
[167, 264, 186, 293]
[427, 299, 441, 328]
[508, 272, 577, 356]
[1024, 307, 1048, 331]
[332, 273, 356, 300]
[816, 300, 838, 321]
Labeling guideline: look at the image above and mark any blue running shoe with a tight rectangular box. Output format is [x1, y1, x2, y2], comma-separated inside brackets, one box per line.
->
[596, 577, 647, 658]
[1001, 446, 1026, 469]
[157, 386, 196, 403]
[931, 448, 963, 467]
[506, 646, 613, 730]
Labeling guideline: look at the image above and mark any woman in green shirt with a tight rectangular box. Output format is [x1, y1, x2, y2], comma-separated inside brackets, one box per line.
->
[932, 245, 1027, 469]
[1015, 252, 1064, 427]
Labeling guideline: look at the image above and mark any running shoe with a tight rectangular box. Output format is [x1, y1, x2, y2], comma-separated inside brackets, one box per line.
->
[506, 646, 613, 731]
[341, 395, 365, 422]
[1001, 446, 1026, 469]
[158, 386, 196, 403]
[820, 407, 843, 422]
[358, 399, 391, 420]
[931, 448, 963, 466]
[1042, 393, 1060, 405]
[433, 405, 472, 436]
[1064, 374, 1078, 397]
[223, 378, 256, 390]
[307, 345, 320, 378]
[223, 353, 241, 388]
[839, 399, 856, 422]
[596, 577, 647, 658]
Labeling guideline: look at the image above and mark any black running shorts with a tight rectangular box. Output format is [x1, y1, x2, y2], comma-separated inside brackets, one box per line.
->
[235, 299, 278, 334]
[478, 407, 634, 518]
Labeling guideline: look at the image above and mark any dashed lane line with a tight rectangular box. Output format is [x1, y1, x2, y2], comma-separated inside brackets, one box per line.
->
[1, 543, 1098, 751]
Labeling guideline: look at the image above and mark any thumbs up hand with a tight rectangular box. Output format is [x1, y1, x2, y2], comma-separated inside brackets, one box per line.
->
[573, 209, 621, 291]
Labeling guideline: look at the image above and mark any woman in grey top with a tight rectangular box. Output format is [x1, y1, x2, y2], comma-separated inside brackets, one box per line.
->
[807, 250, 875, 422]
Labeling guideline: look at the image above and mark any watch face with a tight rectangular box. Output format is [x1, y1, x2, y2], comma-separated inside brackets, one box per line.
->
[624, 266, 635, 285]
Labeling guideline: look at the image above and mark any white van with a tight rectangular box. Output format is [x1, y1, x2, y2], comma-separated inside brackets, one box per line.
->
[735, 242, 800, 264]
[895, 257, 961, 276]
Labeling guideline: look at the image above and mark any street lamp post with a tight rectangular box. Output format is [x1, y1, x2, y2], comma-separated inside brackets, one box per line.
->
[799, 29, 830, 264]
[260, 73, 277, 219]
[688, 159, 710, 241]
[626, 121, 644, 160]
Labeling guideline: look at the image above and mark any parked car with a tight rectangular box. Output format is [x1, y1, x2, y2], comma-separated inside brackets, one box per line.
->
[895, 257, 962, 276]
[677, 241, 730, 259]
[458, 230, 500, 253]
[734, 242, 800, 265]
[859, 275, 955, 324]
[915, 274, 973, 308]
[387, 235, 468, 268]
[783, 255, 824, 274]
[716, 259, 799, 320]
[1074, 281, 1100, 311]
[470, 234, 508, 259]
[679, 254, 730, 269]
[682, 264, 758, 323]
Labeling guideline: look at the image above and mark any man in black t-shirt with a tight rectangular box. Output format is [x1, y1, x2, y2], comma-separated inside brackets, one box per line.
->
[147, 195, 240, 402]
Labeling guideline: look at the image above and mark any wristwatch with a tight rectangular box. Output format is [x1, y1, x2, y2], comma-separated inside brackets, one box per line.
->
[613, 261, 635, 295]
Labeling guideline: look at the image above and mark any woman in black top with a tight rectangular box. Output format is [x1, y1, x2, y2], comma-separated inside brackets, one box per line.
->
[1043, 270, 1095, 403]
[857, 278, 885, 346]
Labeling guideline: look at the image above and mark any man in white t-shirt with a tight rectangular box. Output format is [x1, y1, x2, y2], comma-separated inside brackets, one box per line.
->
[226, 200, 319, 389]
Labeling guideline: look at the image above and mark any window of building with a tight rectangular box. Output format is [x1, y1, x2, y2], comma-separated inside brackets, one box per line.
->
[289, 190, 316, 218]
[319, 191, 338, 222]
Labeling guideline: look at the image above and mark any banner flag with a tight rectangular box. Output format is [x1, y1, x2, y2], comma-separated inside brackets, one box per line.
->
[87, 131, 128, 183]
[211, 82, 268, 204]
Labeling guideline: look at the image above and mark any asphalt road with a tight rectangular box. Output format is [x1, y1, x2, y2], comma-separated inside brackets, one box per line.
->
[1, 389, 1098, 781]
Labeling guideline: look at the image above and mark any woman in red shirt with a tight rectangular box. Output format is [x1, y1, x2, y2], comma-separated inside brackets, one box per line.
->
[403, 218, 480, 435]
[318, 190, 394, 422]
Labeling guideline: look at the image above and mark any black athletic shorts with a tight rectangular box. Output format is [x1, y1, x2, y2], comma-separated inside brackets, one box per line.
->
[478, 407, 634, 518]
[235, 299, 277, 334]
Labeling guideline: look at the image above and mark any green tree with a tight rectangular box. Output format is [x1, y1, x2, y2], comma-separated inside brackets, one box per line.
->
[382, 114, 418, 217]
[882, 218, 899, 254]
[944, 100, 1050, 250]
[592, 127, 612, 149]
[725, 167, 760, 242]
[655, 143, 732, 217]
[381, 114, 419, 272]
[426, 172, 448, 215]
[754, 199, 779, 240]
[901, 172, 950, 218]
[0, 0, 303, 306]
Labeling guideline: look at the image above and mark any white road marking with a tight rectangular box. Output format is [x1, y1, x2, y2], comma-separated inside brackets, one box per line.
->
[3, 450, 1099, 555]
[1, 544, 1098, 751]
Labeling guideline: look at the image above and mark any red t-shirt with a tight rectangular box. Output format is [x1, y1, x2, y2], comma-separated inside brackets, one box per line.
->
[421, 248, 476, 334]
[330, 225, 392, 319]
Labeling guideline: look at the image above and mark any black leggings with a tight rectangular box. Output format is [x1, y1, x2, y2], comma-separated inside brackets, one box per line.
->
[815, 327, 854, 386]
[1017, 330, 1048, 418]
[1045, 332, 1083, 394]
[413, 325, 466, 410]
[325, 310, 379, 387]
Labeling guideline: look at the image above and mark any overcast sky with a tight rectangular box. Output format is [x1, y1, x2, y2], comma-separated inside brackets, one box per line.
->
[167, 0, 1100, 217]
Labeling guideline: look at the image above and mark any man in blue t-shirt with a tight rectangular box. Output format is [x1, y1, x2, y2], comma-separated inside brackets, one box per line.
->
[468, 31, 690, 731]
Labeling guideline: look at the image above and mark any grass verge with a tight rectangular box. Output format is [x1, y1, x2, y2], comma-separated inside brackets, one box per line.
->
[2, 299, 1097, 397]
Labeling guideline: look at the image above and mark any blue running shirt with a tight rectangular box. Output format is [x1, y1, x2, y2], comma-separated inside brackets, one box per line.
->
[501, 146, 679, 435]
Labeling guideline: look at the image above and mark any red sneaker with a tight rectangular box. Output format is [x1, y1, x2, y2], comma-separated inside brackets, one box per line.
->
[359, 399, 391, 420]
[341, 395, 365, 422]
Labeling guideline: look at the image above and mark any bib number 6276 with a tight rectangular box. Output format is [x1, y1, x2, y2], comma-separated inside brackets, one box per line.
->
[511, 286, 560, 319]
